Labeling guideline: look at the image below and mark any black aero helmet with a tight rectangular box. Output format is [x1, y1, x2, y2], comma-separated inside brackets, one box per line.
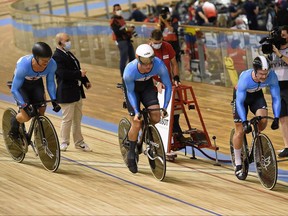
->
[32, 42, 52, 59]
[252, 55, 270, 73]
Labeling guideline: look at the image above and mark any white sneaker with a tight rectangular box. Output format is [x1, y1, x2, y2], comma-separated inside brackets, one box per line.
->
[60, 143, 69, 151]
[75, 142, 92, 152]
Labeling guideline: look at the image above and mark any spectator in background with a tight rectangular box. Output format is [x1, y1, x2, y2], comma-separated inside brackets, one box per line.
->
[243, 0, 259, 30]
[228, 0, 243, 27]
[187, 3, 197, 25]
[53, 33, 92, 152]
[110, 3, 135, 77]
[202, 0, 217, 25]
[266, 1, 277, 31]
[195, 0, 217, 26]
[144, 13, 159, 23]
[275, 0, 288, 26]
[159, 6, 181, 62]
[128, 3, 147, 22]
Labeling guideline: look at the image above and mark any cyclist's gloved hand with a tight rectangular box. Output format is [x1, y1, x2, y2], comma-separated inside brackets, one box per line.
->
[23, 104, 36, 117]
[271, 118, 279, 130]
[52, 101, 61, 113]
[242, 120, 252, 134]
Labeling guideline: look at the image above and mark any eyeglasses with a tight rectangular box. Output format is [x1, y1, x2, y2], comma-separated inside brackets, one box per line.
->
[138, 56, 154, 65]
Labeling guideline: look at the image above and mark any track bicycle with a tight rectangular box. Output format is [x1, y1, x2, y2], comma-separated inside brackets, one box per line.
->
[118, 108, 167, 181]
[2, 101, 61, 172]
[229, 116, 278, 190]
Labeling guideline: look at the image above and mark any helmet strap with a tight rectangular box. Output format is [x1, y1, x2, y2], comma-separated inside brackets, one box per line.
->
[34, 56, 42, 66]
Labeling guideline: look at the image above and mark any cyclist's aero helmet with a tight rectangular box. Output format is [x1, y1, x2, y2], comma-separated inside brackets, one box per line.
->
[252, 55, 270, 73]
[32, 42, 52, 59]
[135, 44, 154, 65]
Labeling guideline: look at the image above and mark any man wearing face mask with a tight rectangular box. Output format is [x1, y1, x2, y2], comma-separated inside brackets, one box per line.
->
[110, 3, 135, 77]
[271, 25, 288, 157]
[53, 32, 92, 152]
[149, 29, 189, 144]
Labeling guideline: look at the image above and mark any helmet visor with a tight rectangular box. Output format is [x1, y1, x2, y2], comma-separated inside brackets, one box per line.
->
[138, 56, 154, 65]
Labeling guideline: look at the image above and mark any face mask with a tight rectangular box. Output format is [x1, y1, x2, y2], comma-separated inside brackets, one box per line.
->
[64, 41, 71, 51]
[151, 43, 162, 49]
[115, 10, 122, 16]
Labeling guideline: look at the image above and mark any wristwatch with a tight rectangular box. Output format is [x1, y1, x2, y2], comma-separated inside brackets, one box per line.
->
[280, 55, 283, 59]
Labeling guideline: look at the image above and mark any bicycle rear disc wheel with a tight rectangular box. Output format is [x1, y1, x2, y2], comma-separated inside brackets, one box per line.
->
[118, 118, 131, 167]
[34, 116, 60, 172]
[229, 128, 249, 180]
[253, 134, 278, 190]
[146, 125, 166, 181]
[2, 108, 25, 162]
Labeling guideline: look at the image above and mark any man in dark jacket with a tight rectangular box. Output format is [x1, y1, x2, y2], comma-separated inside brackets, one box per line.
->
[128, 3, 147, 21]
[53, 32, 92, 152]
[110, 3, 135, 77]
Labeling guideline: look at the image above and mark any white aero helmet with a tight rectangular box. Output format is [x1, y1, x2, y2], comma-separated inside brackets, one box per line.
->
[253, 55, 270, 72]
[136, 44, 155, 65]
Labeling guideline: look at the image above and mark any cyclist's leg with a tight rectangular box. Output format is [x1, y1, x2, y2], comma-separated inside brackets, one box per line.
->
[233, 123, 245, 165]
[31, 80, 46, 116]
[250, 90, 268, 131]
[255, 108, 268, 131]
[232, 94, 248, 179]
[141, 79, 160, 124]
[232, 95, 245, 167]
[126, 116, 141, 173]
[147, 104, 161, 124]
[125, 91, 141, 174]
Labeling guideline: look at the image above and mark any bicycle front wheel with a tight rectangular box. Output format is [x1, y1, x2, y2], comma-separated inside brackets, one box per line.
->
[146, 125, 166, 181]
[229, 128, 249, 180]
[34, 116, 60, 172]
[253, 133, 278, 190]
[2, 108, 25, 162]
[118, 118, 131, 167]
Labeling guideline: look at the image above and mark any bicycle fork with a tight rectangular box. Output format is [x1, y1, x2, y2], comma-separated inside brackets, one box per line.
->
[37, 118, 54, 159]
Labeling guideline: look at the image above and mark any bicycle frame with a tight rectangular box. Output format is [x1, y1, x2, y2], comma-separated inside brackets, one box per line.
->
[137, 109, 154, 150]
[19, 102, 55, 158]
[246, 116, 274, 161]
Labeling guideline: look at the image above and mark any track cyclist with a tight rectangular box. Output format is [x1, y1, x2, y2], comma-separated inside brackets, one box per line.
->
[232, 55, 281, 179]
[9, 42, 61, 142]
[123, 44, 172, 173]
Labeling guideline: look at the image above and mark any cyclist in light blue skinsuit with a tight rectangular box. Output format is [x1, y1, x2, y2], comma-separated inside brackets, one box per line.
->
[9, 42, 61, 141]
[232, 55, 281, 180]
[123, 44, 172, 174]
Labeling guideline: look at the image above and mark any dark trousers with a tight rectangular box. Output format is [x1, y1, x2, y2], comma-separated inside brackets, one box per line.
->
[173, 114, 182, 134]
[117, 40, 135, 77]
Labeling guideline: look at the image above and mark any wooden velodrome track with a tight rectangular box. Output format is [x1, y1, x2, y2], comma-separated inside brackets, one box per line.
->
[1, 6, 288, 216]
